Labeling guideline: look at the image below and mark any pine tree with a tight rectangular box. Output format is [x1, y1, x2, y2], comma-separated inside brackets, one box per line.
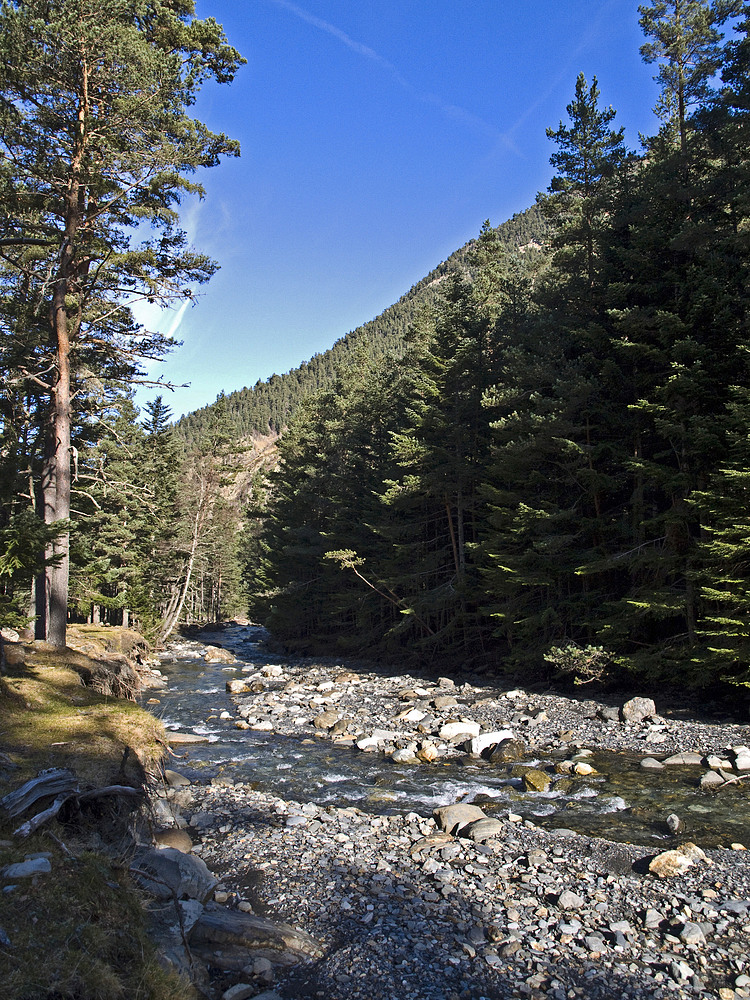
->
[0, 0, 243, 644]
[639, 0, 742, 156]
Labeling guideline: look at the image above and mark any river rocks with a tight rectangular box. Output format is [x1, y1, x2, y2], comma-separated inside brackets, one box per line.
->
[621, 696, 657, 723]
[522, 768, 552, 792]
[648, 842, 708, 878]
[433, 803, 486, 835]
[154, 766, 750, 1000]
[151, 624, 750, 1000]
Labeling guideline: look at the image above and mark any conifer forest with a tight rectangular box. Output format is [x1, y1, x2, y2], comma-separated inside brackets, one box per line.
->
[3, 1, 750, 700]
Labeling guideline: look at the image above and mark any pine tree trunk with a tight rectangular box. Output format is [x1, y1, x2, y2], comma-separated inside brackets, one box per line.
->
[44, 268, 73, 647]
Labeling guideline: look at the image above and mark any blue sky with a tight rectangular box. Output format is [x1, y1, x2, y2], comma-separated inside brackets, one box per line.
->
[140, 0, 662, 419]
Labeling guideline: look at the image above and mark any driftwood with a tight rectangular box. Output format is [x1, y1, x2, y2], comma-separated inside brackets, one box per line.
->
[1, 768, 143, 837]
[717, 770, 750, 788]
[1, 768, 79, 818]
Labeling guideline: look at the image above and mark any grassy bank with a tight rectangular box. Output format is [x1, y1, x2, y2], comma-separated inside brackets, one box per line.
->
[0, 629, 196, 1000]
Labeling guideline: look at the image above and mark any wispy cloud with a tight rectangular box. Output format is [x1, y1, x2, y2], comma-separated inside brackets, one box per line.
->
[269, 0, 513, 148]
[485, 0, 626, 165]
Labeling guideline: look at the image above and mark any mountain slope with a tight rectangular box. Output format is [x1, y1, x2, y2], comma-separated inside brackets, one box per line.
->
[174, 204, 549, 448]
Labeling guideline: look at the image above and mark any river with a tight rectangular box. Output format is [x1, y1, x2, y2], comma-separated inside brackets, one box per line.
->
[141, 624, 750, 848]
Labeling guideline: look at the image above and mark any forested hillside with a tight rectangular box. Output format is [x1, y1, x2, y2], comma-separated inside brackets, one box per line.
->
[245, 4, 750, 698]
[174, 206, 549, 445]
[3, 0, 750, 704]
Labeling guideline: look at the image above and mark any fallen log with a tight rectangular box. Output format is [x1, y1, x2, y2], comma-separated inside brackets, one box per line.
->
[1, 768, 79, 818]
[2, 769, 144, 837]
[13, 793, 74, 838]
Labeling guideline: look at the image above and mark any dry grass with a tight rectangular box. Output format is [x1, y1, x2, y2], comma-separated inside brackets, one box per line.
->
[0, 639, 193, 1000]
[0, 842, 195, 999]
[0, 659, 164, 792]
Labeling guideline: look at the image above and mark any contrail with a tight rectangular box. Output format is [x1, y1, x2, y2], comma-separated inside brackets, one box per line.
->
[164, 298, 190, 342]
[268, 0, 512, 146]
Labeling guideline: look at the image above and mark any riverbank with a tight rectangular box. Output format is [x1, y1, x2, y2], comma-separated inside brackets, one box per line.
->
[0, 627, 189, 1000]
[149, 623, 750, 1000]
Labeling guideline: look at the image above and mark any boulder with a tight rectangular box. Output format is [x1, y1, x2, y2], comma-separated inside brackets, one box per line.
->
[557, 889, 585, 910]
[226, 679, 251, 694]
[648, 842, 707, 878]
[433, 803, 487, 835]
[438, 720, 481, 741]
[190, 906, 324, 971]
[621, 697, 656, 724]
[640, 757, 665, 770]
[313, 710, 340, 730]
[2, 857, 51, 878]
[164, 769, 191, 788]
[465, 729, 515, 756]
[663, 752, 703, 765]
[573, 761, 598, 776]
[488, 737, 526, 763]
[433, 695, 459, 710]
[131, 847, 218, 902]
[164, 732, 210, 745]
[154, 829, 193, 853]
[463, 817, 504, 843]
[522, 768, 552, 792]
[204, 645, 236, 664]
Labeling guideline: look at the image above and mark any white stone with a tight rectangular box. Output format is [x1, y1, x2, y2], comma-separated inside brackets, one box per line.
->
[397, 708, 427, 723]
[222, 985, 257, 1000]
[439, 721, 481, 741]
[465, 729, 514, 755]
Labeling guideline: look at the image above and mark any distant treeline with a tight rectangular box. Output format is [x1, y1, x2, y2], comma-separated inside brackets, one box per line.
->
[174, 206, 549, 445]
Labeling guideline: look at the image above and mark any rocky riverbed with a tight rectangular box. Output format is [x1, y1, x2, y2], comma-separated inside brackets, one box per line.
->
[145, 625, 750, 1000]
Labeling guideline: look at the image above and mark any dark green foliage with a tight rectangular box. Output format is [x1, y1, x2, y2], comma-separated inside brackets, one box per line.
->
[246, 7, 750, 696]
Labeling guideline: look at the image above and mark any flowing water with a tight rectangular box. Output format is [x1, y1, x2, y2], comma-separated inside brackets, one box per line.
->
[142, 626, 749, 848]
